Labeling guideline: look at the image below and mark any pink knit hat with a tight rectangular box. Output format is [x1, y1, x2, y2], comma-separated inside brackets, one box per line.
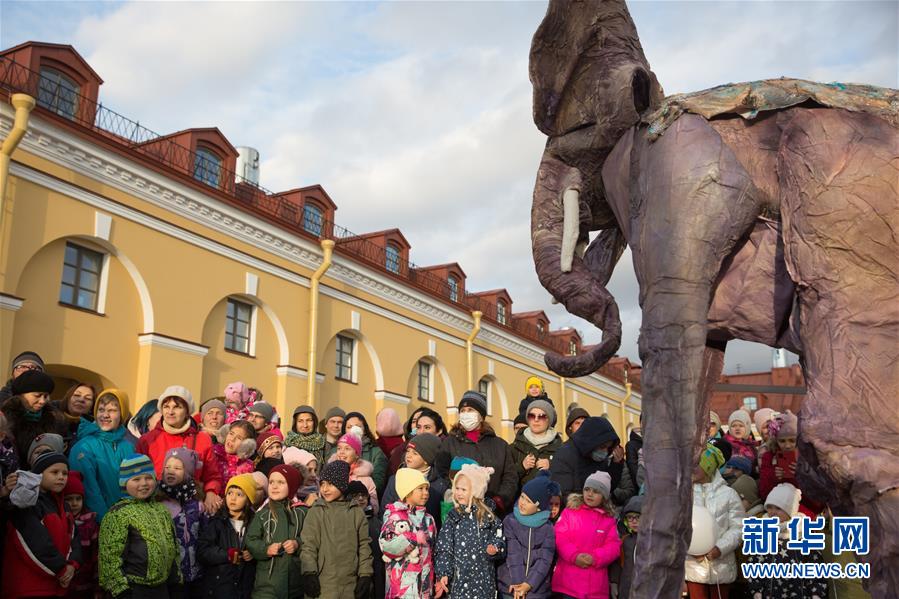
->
[224, 382, 249, 407]
[283, 447, 317, 467]
[453, 463, 494, 508]
[338, 433, 362, 457]
[376, 408, 403, 437]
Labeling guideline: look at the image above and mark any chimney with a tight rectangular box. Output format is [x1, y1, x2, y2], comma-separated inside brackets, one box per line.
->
[772, 348, 787, 368]
[235, 146, 260, 186]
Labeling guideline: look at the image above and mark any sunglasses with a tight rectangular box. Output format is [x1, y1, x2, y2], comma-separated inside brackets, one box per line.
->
[527, 412, 548, 421]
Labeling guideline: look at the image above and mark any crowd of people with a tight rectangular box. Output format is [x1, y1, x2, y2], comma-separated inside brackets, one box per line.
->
[0, 352, 861, 599]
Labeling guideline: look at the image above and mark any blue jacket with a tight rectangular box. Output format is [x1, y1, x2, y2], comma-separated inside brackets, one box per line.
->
[496, 513, 555, 599]
[69, 418, 135, 520]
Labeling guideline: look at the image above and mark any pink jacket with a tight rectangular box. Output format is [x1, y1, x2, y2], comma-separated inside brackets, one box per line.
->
[552, 502, 621, 599]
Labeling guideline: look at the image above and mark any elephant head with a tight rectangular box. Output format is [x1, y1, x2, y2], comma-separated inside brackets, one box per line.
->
[530, 0, 663, 376]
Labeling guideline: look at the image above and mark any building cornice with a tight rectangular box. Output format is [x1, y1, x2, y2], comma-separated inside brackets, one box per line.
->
[137, 333, 208, 356]
[0, 293, 25, 311]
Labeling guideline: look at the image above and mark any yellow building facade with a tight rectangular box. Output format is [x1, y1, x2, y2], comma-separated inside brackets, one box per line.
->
[0, 43, 641, 441]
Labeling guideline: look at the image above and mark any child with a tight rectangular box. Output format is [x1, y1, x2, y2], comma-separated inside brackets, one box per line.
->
[212, 420, 257, 480]
[758, 413, 798, 499]
[250, 471, 269, 507]
[246, 464, 305, 598]
[198, 474, 258, 598]
[64, 470, 99, 599]
[723, 410, 759, 472]
[746, 483, 827, 599]
[256, 431, 284, 462]
[349, 480, 385, 599]
[552, 470, 622, 599]
[440, 455, 478, 524]
[300, 460, 374, 598]
[497, 470, 558, 599]
[435, 464, 506, 598]
[158, 448, 205, 592]
[2, 451, 81, 597]
[381, 433, 447, 528]
[99, 454, 181, 597]
[616, 495, 643, 599]
[549, 492, 562, 523]
[380, 468, 438, 598]
[329, 432, 379, 512]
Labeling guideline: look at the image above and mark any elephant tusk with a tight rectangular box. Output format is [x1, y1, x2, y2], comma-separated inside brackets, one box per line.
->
[560, 187, 580, 272]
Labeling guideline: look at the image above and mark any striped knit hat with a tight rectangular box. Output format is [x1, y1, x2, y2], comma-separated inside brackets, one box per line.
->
[119, 454, 155, 490]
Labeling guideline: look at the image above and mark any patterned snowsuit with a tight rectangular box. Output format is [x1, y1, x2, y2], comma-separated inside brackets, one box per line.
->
[379, 501, 437, 598]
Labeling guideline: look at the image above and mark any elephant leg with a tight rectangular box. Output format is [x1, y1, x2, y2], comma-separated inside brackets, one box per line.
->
[628, 114, 763, 599]
[778, 107, 899, 598]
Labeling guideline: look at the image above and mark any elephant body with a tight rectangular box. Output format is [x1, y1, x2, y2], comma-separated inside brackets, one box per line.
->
[528, 3, 898, 598]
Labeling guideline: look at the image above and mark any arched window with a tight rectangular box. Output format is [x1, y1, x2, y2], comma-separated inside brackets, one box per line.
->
[385, 244, 401, 274]
[38, 67, 79, 119]
[303, 203, 324, 236]
[193, 147, 222, 187]
[447, 275, 459, 302]
[496, 300, 507, 325]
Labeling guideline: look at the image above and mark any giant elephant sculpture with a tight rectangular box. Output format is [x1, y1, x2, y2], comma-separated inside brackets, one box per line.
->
[528, 2, 898, 598]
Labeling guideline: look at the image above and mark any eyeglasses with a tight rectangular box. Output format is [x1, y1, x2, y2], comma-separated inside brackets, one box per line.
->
[14, 363, 42, 372]
[625, 514, 641, 521]
[527, 412, 548, 421]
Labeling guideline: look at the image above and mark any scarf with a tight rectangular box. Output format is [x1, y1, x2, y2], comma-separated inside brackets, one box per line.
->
[522, 427, 557, 449]
[24, 409, 44, 422]
[163, 419, 192, 435]
[159, 477, 198, 505]
[284, 430, 325, 454]
[513, 504, 550, 528]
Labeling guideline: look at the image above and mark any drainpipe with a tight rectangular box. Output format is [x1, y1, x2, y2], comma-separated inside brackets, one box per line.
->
[0, 94, 36, 227]
[466, 311, 482, 389]
[307, 239, 335, 407]
[620, 381, 632, 439]
[559, 376, 567, 417]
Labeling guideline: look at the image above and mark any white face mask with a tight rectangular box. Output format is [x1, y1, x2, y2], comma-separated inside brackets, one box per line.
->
[349, 425, 364, 438]
[459, 412, 481, 432]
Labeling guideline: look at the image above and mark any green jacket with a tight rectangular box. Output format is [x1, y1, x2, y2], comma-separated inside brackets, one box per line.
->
[99, 497, 180, 597]
[246, 500, 306, 599]
[300, 498, 374, 598]
[509, 429, 564, 486]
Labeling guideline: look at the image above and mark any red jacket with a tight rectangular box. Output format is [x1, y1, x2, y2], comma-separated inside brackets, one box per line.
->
[2, 491, 80, 597]
[136, 420, 224, 495]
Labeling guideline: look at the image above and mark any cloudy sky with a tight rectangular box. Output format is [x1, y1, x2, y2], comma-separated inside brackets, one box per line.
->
[2, 1, 896, 374]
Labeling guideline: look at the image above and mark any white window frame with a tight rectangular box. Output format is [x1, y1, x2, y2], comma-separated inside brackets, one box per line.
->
[496, 300, 507, 325]
[225, 298, 256, 356]
[478, 377, 493, 416]
[417, 360, 434, 402]
[447, 275, 459, 302]
[336, 334, 357, 383]
[59, 241, 108, 313]
[385, 244, 401, 274]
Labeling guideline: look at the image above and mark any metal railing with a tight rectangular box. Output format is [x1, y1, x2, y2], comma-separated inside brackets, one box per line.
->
[0, 55, 639, 386]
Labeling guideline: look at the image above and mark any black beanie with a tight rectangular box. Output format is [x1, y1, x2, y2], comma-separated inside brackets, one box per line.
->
[406, 433, 441, 466]
[320, 460, 350, 494]
[11, 370, 55, 395]
[32, 451, 68, 474]
[458, 390, 487, 417]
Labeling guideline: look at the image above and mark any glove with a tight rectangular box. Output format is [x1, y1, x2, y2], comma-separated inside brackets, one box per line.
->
[354, 575, 373, 599]
[302, 573, 321, 597]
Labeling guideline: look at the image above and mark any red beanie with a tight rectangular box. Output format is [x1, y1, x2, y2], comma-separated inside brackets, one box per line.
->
[270, 464, 301, 499]
[63, 470, 85, 497]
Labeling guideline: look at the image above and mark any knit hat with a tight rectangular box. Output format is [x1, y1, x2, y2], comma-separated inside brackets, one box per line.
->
[732, 474, 762, 510]
[256, 431, 282, 457]
[728, 409, 751, 429]
[774, 412, 798, 439]
[95, 388, 131, 422]
[395, 467, 429, 501]
[255, 457, 283, 477]
[709, 411, 722, 430]
[526, 399, 556, 429]
[521, 470, 560, 511]
[28, 433, 65, 464]
[725, 455, 753, 476]
[158, 385, 194, 414]
[406, 433, 441, 466]
[622, 494, 644, 515]
[269, 464, 301, 499]
[458, 390, 488, 417]
[11, 369, 54, 395]
[338, 433, 362, 457]
[282, 447, 317, 467]
[249, 401, 275, 422]
[765, 482, 801, 517]
[119, 454, 155, 490]
[346, 480, 370, 501]
[376, 408, 403, 437]
[584, 470, 611, 499]
[32, 451, 67, 475]
[63, 470, 85, 497]
[450, 456, 478, 472]
[250, 471, 269, 494]
[524, 376, 544, 394]
[566, 407, 590, 435]
[455, 463, 493, 501]
[324, 406, 346, 422]
[226, 473, 257, 505]
[292, 405, 318, 429]
[223, 382, 249, 406]
[320, 460, 350, 494]
[753, 408, 777, 434]
[699, 444, 726, 481]
[164, 447, 199, 479]
[11, 351, 44, 372]
[200, 398, 226, 418]
[513, 414, 527, 427]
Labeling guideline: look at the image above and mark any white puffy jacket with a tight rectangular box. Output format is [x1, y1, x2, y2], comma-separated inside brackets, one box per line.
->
[684, 471, 746, 584]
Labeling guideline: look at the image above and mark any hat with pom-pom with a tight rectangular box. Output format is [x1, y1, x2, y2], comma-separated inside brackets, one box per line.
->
[521, 470, 560, 512]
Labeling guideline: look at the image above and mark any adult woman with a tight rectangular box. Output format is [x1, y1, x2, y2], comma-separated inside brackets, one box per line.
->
[509, 399, 563, 486]
[2, 370, 66, 460]
[69, 389, 135, 520]
[284, 405, 326, 464]
[197, 397, 226, 439]
[387, 407, 427, 476]
[440, 390, 518, 512]
[136, 385, 224, 512]
[374, 407, 405, 459]
[340, 412, 388, 494]
[387, 408, 448, 476]
[55, 382, 96, 445]
[125, 399, 161, 445]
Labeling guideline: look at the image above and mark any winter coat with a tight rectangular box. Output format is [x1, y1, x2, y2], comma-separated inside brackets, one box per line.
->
[72, 510, 99, 594]
[723, 432, 759, 472]
[56, 404, 88, 448]
[508, 428, 563, 486]
[2, 490, 81, 598]
[197, 513, 256, 598]
[328, 454, 380, 513]
[245, 499, 305, 599]
[746, 538, 828, 598]
[300, 498, 374, 598]
[211, 442, 255, 481]
[69, 418, 136, 520]
[496, 512, 555, 599]
[160, 496, 205, 584]
[758, 448, 798, 500]
[684, 471, 746, 585]
[435, 504, 506, 599]
[549, 417, 623, 500]
[617, 523, 638, 599]
[362, 437, 389, 494]
[625, 429, 642, 489]
[551, 499, 621, 599]
[380, 501, 437, 599]
[99, 497, 181, 597]
[3, 395, 67, 461]
[380, 466, 449, 530]
[377, 434, 405, 460]
[440, 426, 518, 510]
[136, 419, 224, 496]
[612, 461, 637, 507]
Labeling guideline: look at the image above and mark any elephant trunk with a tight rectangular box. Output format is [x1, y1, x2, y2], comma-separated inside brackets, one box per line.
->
[531, 148, 624, 377]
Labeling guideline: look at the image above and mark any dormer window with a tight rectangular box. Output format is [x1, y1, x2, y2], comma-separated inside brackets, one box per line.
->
[537, 321, 545, 335]
[447, 275, 459, 302]
[385, 244, 401, 274]
[569, 339, 578, 356]
[497, 300, 507, 325]
[193, 147, 222, 187]
[303, 203, 324, 236]
[38, 67, 79, 119]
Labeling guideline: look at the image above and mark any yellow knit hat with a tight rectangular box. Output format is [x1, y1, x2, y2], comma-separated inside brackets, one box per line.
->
[226, 473, 257, 505]
[395, 467, 429, 501]
[525, 376, 544, 394]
